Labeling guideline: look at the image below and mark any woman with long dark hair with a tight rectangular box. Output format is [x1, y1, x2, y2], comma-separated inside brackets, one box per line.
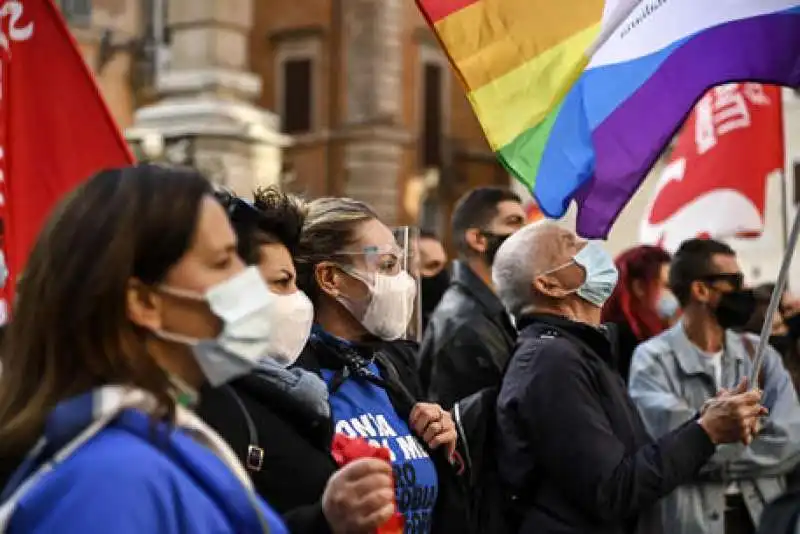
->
[0, 165, 286, 533]
[602, 245, 676, 382]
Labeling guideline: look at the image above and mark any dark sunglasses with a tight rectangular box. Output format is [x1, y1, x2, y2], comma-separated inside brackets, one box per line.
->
[697, 272, 745, 290]
[213, 190, 262, 226]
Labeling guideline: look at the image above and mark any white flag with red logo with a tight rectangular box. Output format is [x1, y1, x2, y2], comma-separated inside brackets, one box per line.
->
[640, 83, 784, 252]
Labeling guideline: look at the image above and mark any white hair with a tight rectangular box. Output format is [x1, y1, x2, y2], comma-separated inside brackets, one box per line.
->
[492, 221, 565, 318]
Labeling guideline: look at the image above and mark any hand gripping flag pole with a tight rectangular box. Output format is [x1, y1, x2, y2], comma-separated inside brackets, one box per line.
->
[749, 205, 800, 388]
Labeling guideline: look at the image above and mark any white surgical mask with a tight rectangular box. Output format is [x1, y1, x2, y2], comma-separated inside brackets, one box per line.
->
[544, 241, 619, 308]
[155, 267, 313, 386]
[338, 269, 417, 341]
[261, 289, 314, 367]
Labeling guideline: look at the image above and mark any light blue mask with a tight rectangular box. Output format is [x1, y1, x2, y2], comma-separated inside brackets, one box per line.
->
[571, 242, 619, 307]
[541, 241, 619, 308]
[656, 291, 680, 320]
[543, 242, 619, 307]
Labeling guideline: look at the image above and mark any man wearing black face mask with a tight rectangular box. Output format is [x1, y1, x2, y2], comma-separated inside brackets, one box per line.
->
[418, 187, 526, 408]
[419, 231, 450, 333]
[630, 239, 800, 534]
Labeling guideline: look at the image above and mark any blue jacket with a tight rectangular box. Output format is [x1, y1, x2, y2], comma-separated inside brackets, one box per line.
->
[0, 387, 288, 534]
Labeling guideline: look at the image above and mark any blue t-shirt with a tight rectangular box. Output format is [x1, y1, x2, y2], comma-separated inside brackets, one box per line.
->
[321, 363, 439, 534]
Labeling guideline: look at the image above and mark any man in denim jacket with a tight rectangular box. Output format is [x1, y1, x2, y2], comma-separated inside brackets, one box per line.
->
[630, 239, 800, 534]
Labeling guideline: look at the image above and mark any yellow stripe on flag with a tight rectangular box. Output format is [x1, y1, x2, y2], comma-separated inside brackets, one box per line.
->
[436, 0, 604, 92]
[467, 22, 600, 150]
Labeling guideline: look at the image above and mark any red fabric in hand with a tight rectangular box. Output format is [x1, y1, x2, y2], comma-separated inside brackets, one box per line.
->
[331, 433, 404, 534]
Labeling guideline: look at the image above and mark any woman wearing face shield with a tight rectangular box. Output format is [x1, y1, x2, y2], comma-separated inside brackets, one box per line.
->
[293, 197, 467, 534]
[197, 189, 397, 534]
[0, 165, 287, 533]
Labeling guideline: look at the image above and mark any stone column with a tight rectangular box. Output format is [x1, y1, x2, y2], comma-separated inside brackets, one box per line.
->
[340, 0, 410, 222]
[127, 0, 288, 195]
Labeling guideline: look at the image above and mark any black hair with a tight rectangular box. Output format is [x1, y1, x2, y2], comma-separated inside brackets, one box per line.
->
[669, 238, 737, 306]
[450, 187, 521, 257]
[215, 187, 306, 265]
[419, 230, 441, 242]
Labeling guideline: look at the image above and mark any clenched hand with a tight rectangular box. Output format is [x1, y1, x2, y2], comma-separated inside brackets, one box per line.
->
[322, 458, 396, 534]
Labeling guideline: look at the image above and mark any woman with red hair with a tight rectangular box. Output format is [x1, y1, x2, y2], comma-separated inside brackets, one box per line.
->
[602, 245, 679, 383]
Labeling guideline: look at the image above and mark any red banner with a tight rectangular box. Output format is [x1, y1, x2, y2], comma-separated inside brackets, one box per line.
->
[640, 83, 784, 252]
[0, 0, 133, 319]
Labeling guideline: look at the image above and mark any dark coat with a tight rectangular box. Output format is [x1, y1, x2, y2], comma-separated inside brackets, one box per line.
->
[198, 335, 467, 534]
[419, 261, 516, 409]
[608, 320, 640, 383]
[197, 369, 335, 533]
[496, 313, 717, 534]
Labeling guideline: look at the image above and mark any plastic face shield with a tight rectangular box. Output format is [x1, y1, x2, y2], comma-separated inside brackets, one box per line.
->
[393, 226, 422, 343]
[335, 243, 406, 284]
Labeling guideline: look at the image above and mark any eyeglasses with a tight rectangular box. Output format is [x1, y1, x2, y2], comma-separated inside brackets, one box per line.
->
[334, 244, 405, 276]
[697, 272, 745, 290]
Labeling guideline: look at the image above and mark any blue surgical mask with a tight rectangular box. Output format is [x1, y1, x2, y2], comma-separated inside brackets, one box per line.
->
[571, 242, 619, 307]
[656, 291, 680, 320]
[544, 242, 618, 308]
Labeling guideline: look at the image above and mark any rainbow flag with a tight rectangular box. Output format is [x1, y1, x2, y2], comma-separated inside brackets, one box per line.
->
[417, 0, 800, 238]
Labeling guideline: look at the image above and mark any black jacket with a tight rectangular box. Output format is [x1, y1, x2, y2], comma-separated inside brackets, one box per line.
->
[198, 335, 467, 534]
[496, 314, 716, 534]
[419, 261, 516, 409]
[608, 320, 639, 383]
[197, 370, 335, 533]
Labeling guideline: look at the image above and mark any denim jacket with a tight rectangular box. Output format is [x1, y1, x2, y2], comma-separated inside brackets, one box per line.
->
[630, 323, 800, 534]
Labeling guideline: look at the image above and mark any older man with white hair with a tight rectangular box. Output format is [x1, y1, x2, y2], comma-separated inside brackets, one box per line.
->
[492, 221, 767, 534]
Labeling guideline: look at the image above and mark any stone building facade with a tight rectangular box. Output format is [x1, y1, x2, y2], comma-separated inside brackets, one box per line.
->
[62, 0, 507, 240]
[251, 0, 507, 233]
[59, 0, 140, 128]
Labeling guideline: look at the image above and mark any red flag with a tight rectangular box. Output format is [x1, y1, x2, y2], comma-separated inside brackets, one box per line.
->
[640, 83, 784, 252]
[0, 0, 133, 316]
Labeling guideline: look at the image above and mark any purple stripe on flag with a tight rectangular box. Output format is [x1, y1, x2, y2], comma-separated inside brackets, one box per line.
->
[575, 11, 800, 239]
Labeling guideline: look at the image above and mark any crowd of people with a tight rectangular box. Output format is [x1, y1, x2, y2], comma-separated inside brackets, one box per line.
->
[0, 164, 797, 534]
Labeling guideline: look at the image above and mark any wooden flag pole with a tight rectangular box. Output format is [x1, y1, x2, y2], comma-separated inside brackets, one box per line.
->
[750, 204, 800, 387]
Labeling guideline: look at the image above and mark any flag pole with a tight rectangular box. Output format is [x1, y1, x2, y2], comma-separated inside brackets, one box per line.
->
[779, 89, 789, 290]
[750, 204, 800, 387]
[751, 86, 793, 385]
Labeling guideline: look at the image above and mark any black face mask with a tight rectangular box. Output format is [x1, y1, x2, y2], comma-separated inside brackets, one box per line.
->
[713, 289, 756, 330]
[482, 231, 513, 265]
[769, 334, 794, 356]
[421, 269, 450, 317]
[785, 313, 800, 340]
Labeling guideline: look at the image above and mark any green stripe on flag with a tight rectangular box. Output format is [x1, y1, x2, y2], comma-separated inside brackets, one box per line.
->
[497, 101, 564, 192]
